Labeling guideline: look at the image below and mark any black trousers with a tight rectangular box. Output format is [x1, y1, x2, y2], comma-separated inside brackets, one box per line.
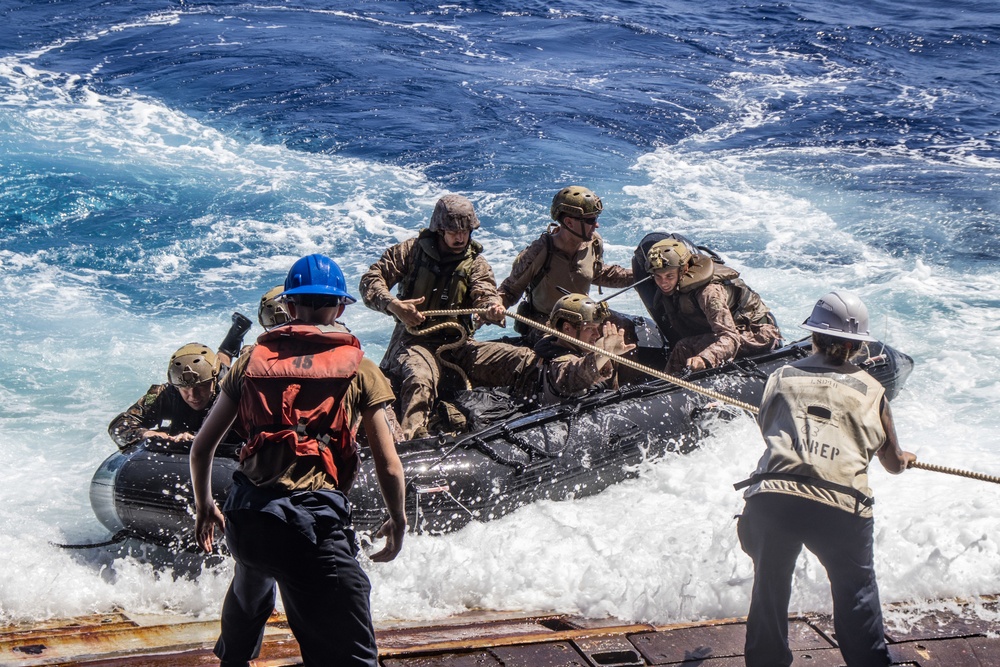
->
[737, 493, 890, 667]
[214, 508, 378, 667]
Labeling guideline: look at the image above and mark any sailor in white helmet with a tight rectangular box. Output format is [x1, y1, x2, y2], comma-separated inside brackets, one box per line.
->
[734, 291, 916, 667]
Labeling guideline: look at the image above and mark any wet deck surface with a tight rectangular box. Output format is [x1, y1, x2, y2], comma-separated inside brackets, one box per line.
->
[1, 598, 997, 666]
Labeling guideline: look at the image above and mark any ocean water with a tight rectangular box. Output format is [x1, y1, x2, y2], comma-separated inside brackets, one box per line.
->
[1, 0, 999, 630]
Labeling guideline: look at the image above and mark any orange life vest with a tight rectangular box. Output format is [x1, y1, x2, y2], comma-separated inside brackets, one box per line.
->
[238, 324, 364, 490]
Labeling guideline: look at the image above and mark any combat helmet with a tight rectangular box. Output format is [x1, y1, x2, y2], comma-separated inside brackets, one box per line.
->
[281, 253, 356, 304]
[550, 186, 603, 222]
[428, 195, 481, 233]
[167, 343, 219, 387]
[548, 293, 610, 329]
[801, 291, 877, 342]
[258, 285, 291, 329]
[644, 239, 692, 273]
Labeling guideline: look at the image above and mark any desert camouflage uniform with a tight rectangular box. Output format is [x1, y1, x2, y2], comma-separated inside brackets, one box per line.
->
[359, 233, 505, 437]
[498, 231, 633, 341]
[108, 383, 212, 451]
[446, 339, 537, 396]
[526, 335, 617, 406]
[448, 336, 615, 408]
[654, 280, 781, 373]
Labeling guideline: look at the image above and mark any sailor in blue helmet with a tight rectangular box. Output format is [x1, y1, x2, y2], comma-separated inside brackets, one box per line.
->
[191, 253, 406, 667]
[734, 291, 916, 667]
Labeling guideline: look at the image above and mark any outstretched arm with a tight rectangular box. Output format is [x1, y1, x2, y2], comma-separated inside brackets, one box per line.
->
[189, 392, 239, 553]
[359, 239, 413, 313]
[688, 282, 741, 370]
[362, 403, 407, 562]
[876, 399, 917, 474]
[593, 262, 634, 289]
[108, 386, 166, 450]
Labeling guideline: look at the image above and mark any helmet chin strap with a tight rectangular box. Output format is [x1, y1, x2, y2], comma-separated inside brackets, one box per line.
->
[560, 217, 596, 241]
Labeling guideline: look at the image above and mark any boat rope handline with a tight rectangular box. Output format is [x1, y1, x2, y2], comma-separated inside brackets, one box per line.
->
[50, 529, 132, 550]
[499, 422, 570, 459]
[910, 461, 1000, 485]
[419, 307, 760, 413]
[420, 308, 1000, 487]
[469, 436, 528, 471]
[404, 319, 473, 390]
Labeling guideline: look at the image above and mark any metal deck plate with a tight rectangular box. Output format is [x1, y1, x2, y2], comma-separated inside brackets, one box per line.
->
[889, 635, 1000, 666]
[629, 623, 748, 664]
[383, 651, 502, 667]
[2, 597, 998, 666]
[490, 641, 589, 667]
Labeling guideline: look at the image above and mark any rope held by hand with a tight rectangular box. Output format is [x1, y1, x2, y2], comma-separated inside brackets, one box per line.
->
[910, 461, 1000, 485]
[419, 307, 759, 413]
[404, 318, 474, 391]
[418, 307, 1000, 488]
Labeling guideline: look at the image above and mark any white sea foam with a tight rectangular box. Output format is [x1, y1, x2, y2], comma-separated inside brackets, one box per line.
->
[1, 32, 998, 634]
[368, 412, 1000, 626]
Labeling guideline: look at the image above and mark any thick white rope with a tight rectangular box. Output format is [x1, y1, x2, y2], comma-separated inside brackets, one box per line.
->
[419, 307, 759, 413]
[417, 308, 999, 486]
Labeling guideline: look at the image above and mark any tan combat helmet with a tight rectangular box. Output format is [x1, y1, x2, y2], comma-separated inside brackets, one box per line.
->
[167, 343, 219, 387]
[644, 239, 692, 273]
[550, 186, 603, 222]
[258, 285, 291, 329]
[428, 194, 481, 233]
[548, 293, 611, 329]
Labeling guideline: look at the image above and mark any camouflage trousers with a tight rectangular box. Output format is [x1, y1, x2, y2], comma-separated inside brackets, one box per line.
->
[447, 340, 538, 396]
[386, 338, 536, 438]
[667, 323, 782, 373]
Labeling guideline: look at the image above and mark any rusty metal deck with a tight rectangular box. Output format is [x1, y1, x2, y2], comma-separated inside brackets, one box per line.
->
[1, 598, 997, 666]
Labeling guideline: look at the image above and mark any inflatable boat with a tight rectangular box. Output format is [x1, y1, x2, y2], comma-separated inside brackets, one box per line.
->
[90, 231, 914, 551]
[90, 328, 914, 551]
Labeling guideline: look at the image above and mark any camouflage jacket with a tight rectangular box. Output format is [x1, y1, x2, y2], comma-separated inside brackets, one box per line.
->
[522, 335, 616, 406]
[359, 234, 503, 358]
[108, 383, 212, 451]
[498, 231, 633, 321]
[654, 281, 743, 367]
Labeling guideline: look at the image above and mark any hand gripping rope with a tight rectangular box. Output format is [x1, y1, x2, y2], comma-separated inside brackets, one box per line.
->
[415, 307, 1000, 486]
[414, 307, 759, 412]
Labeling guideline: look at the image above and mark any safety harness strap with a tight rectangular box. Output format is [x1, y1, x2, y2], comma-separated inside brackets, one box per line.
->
[733, 472, 874, 508]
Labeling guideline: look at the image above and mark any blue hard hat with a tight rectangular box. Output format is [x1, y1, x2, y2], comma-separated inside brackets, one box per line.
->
[280, 254, 357, 304]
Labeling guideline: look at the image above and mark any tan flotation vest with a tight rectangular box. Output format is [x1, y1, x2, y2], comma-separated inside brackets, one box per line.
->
[398, 229, 482, 334]
[523, 230, 605, 321]
[736, 357, 886, 516]
[653, 256, 772, 343]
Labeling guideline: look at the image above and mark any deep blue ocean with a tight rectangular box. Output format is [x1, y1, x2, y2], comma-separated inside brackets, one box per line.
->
[1, 0, 998, 627]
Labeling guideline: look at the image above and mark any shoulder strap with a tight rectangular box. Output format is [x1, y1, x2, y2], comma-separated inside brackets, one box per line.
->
[396, 231, 437, 300]
[592, 235, 604, 294]
[526, 233, 555, 306]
